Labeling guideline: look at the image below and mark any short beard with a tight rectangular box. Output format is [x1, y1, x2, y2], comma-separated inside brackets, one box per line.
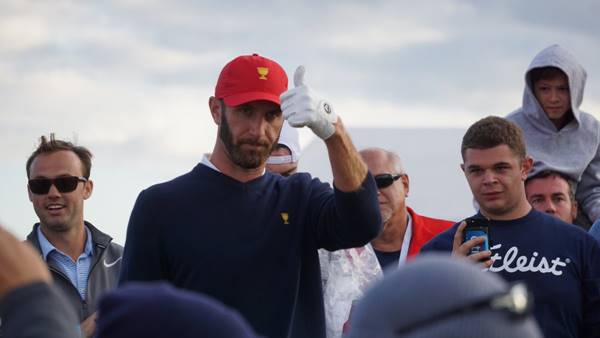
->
[40, 218, 72, 233]
[219, 111, 275, 169]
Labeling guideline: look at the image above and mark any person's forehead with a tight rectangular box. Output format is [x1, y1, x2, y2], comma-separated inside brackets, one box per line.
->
[463, 145, 519, 165]
[536, 75, 568, 85]
[528, 175, 570, 194]
[362, 153, 395, 173]
[30, 150, 84, 177]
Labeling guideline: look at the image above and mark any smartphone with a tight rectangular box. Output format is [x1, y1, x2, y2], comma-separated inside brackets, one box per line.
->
[463, 217, 490, 256]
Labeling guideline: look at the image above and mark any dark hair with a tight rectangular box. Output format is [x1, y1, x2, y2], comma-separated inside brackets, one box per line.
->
[529, 66, 567, 86]
[26, 134, 93, 179]
[461, 116, 526, 161]
[525, 169, 576, 202]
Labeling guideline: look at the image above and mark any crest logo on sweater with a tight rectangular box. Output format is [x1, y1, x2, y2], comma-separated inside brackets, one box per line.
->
[487, 244, 570, 276]
[281, 212, 290, 224]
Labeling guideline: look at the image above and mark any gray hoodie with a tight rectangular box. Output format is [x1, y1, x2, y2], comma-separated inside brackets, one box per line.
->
[507, 44, 600, 222]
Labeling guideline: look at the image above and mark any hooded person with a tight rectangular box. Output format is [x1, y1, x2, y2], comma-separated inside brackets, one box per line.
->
[506, 44, 600, 228]
[346, 254, 543, 338]
[96, 282, 261, 338]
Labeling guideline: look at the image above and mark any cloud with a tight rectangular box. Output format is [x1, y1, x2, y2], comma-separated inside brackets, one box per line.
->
[307, 2, 470, 54]
[1, 0, 599, 159]
[336, 98, 481, 128]
[0, 14, 49, 53]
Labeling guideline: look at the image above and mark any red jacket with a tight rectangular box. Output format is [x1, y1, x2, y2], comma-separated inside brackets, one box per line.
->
[407, 207, 454, 258]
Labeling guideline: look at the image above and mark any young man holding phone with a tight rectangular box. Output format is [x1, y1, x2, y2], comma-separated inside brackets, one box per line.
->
[421, 116, 600, 338]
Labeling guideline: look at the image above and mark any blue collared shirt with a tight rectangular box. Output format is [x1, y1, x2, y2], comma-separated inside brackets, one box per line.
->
[37, 225, 94, 300]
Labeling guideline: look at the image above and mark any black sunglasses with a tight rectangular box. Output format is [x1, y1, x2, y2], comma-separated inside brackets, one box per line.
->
[28, 176, 88, 195]
[374, 173, 402, 189]
[395, 282, 531, 335]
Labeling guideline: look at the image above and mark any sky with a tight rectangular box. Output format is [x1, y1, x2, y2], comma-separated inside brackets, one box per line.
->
[1, 0, 599, 243]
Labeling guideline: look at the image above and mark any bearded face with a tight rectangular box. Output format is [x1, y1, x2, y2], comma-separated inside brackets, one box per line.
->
[218, 104, 280, 170]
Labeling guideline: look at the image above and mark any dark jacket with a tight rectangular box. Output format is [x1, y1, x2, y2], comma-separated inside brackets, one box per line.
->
[0, 282, 80, 338]
[27, 222, 123, 322]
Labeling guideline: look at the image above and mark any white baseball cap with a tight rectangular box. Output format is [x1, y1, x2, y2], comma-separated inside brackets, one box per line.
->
[267, 121, 300, 165]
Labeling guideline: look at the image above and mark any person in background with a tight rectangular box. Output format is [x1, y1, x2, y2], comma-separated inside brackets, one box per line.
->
[266, 120, 301, 176]
[347, 254, 543, 338]
[96, 282, 260, 338]
[506, 44, 600, 229]
[589, 220, 600, 243]
[0, 225, 80, 338]
[319, 147, 453, 338]
[25, 134, 123, 338]
[525, 169, 578, 224]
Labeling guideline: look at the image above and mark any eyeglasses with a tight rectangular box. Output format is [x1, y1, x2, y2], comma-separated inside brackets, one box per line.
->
[374, 173, 402, 189]
[28, 176, 88, 195]
[395, 282, 532, 335]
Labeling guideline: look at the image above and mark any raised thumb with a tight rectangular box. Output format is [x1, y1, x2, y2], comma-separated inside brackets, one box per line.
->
[293, 65, 306, 87]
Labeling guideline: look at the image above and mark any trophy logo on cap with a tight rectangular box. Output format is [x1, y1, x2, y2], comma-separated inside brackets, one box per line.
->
[257, 67, 269, 80]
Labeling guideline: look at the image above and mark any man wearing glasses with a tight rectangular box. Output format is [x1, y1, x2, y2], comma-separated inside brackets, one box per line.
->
[24, 135, 123, 338]
[266, 120, 301, 177]
[320, 147, 453, 338]
[360, 147, 454, 268]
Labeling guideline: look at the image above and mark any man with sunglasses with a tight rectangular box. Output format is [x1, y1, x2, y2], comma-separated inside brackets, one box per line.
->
[24, 135, 123, 338]
[266, 120, 301, 177]
[119, 54, 381, 338]
[360, 148, 454, 268]
[421, 117, 600, 338]
[319, 147, 453, 337]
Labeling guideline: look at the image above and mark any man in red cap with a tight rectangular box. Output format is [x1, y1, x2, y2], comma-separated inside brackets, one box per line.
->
[119, 54, 382, 338]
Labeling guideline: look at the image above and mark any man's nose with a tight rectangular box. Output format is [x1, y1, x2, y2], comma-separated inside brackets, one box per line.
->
[544, 200, 557, 214]
[549, 89, 560, 102]
[247, 117, 267, 138]
[482, 170, 498, 184]
[47, 183, 61, 197]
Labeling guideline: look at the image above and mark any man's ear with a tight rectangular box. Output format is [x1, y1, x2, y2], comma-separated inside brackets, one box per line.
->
[402, 174, 410, 197]
[27, 184, 33, 202]
[521, 156, 534, 180]
[571, 200, 578, 223]
[460, 163, 466, 174]
[83, 180, 93, 200]
[209, 97, 222, 125]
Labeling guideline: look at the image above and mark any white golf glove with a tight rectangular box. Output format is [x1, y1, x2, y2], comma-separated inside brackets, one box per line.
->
[280, 66, 338, 140]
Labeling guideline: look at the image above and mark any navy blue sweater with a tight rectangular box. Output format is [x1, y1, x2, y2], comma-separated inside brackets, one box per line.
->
[119, 163, 381, 338]
[421, 210, 600, 338]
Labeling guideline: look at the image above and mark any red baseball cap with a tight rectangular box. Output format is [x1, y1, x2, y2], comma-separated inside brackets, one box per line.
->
[215, 54, 288, 107]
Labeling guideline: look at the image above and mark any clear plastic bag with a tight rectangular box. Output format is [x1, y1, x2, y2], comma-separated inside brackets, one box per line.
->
[319, 244, 383, 338]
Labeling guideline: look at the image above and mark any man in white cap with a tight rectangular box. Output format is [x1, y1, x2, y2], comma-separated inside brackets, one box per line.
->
[266, 120, 301, 177]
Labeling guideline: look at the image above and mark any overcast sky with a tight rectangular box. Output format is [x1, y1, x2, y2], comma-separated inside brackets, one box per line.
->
[1, 0, 599, 242]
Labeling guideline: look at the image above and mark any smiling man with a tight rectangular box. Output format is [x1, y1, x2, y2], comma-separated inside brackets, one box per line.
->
[119, 54, 381, 338]
[422, 116, 600, 338]
[25, 135, 123, 338]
